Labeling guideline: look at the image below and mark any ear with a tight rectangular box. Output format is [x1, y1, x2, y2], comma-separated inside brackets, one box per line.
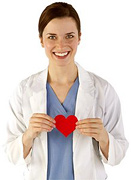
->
[78, 32, 81, 45]
[39, 35, 44, 48]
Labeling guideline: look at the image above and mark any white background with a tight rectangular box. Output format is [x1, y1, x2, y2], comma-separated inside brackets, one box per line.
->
[0, 0, 131, 179]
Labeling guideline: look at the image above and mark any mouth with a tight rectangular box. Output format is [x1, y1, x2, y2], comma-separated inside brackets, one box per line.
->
[53, 51, 70, 59]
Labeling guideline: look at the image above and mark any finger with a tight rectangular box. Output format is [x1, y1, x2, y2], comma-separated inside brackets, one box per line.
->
[32, 113, 56, 123]
[81, 132, 98, 138]
[34, 127, 54, 133]
[30, 119, 56, 128]
[78, 128, 99, 134]
[76, 118, 102, 125]
[31, 116, 55, 124]
[43, 120, 56, 127]
[76, 123, 99, 129]
[36, 113, 56, 123]
[31, 122, 55, 129]
[77, 128, 98, 136]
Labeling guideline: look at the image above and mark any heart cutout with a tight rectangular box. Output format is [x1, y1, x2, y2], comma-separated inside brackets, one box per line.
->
[55, 115, 78, 137]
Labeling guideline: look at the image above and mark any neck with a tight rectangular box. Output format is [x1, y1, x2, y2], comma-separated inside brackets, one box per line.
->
[47, 62, 78, 85]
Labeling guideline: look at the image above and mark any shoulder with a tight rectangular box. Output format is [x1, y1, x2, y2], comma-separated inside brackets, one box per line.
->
[10, 70, 45, 99]
[88, 71, 108, 86]
[90, 71, 117, 94]
[76, 62, 109, 89]
[20, 70, 44, 86]
[88, 72, 120, 104]
[18, 68, 47, 94]
[76, 62, 115, 94]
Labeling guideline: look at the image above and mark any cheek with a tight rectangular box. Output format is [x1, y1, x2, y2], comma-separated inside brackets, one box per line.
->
[44, 40, 55, 51]
[70, 40, 79, 51]
[69, 38, 79, 48]
[45, 44, 53, 51]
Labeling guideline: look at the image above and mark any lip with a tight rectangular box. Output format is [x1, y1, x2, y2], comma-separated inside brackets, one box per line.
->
[52, 51, 70, 59]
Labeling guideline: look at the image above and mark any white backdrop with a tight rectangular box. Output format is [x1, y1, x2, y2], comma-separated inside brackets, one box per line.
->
[0, 0, 131, 179]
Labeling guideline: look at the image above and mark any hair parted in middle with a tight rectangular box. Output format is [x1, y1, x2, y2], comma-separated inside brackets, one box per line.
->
[38, 2, 81, 38]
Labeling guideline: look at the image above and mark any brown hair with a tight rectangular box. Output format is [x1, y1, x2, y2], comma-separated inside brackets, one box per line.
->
[38, 2, 81, 38]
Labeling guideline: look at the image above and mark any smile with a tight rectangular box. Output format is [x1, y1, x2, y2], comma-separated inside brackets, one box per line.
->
[53, 51, 70, 58]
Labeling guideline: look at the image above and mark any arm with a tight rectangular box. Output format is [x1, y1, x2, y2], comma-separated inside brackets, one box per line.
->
[22, 131, 34, 159]
[22, 113, 55, 159]
[76, 118, 109, 160]
[5, 82, 56, 164]
[99, 131, 109, 160]
[5, 83, 31, 165]
[100, 83, 129, 165]
[76, 82, 128, 165]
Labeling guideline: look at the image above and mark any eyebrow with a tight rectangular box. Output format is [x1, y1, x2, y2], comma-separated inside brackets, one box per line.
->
[46, 32, 75, 35]
[46, 33, 57, 36]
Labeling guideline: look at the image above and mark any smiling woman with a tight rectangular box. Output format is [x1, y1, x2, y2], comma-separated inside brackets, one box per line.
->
[40, 17, 80, 64]
[38, 2, 81, 66]
[4, 2, 129, 180]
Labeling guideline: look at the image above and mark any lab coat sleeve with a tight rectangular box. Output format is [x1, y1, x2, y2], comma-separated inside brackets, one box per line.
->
[100, 83, 129, 166]
[5, 82, 32, 165]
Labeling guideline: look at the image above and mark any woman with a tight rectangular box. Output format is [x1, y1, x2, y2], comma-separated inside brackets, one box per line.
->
[5, 2, 128, 180]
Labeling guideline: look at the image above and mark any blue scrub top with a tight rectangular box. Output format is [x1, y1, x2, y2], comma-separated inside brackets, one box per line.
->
[46, 77, 79, 180]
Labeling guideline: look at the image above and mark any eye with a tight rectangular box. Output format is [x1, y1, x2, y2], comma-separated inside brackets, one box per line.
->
[66, 34, 74, 39]
[48, 36, 56, 40]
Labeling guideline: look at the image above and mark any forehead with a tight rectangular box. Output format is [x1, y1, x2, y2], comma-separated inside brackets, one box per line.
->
[43, 17, 78, 34]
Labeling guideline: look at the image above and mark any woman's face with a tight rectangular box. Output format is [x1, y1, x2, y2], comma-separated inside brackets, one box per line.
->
[40, 17, 81, 66]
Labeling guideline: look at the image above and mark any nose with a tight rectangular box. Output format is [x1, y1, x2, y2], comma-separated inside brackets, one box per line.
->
[56, 37, 66, 49]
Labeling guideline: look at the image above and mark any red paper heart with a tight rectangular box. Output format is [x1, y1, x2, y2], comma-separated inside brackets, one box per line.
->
[55, 115, 78, 137]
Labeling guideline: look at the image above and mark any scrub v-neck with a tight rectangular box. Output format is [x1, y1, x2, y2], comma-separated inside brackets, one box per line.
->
[46, 77, 79, 116]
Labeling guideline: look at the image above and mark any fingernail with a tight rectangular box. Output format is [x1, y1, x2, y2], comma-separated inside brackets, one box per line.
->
[49, 128, 53, 132]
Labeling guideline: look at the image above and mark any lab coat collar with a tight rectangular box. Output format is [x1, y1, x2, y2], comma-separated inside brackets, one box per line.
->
[75, 61, 95, 97]
[29, 66, 48, 113]
[29, 62, 95, 116]
[75, 62, 95, 119]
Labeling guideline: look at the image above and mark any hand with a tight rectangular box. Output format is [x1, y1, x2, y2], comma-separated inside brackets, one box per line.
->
[76, 118, 108, 144]
[26, 113, 56, 140]
[22, 113, 56, 159]
[76, 118, 109, 159]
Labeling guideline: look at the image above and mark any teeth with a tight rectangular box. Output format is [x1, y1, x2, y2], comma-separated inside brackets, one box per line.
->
[54, 52, 68, 57]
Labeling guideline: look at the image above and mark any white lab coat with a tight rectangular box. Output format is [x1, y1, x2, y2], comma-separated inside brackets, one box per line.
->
[5, 62, 128, 180]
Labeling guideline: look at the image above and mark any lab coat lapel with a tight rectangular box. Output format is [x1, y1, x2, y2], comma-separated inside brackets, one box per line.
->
[28, 67, 49, 180]
[73, 62, 96, 151]
[75, 62, 95, 118]
[29, 66, 48, 144]
[29, 68, 48, 114]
